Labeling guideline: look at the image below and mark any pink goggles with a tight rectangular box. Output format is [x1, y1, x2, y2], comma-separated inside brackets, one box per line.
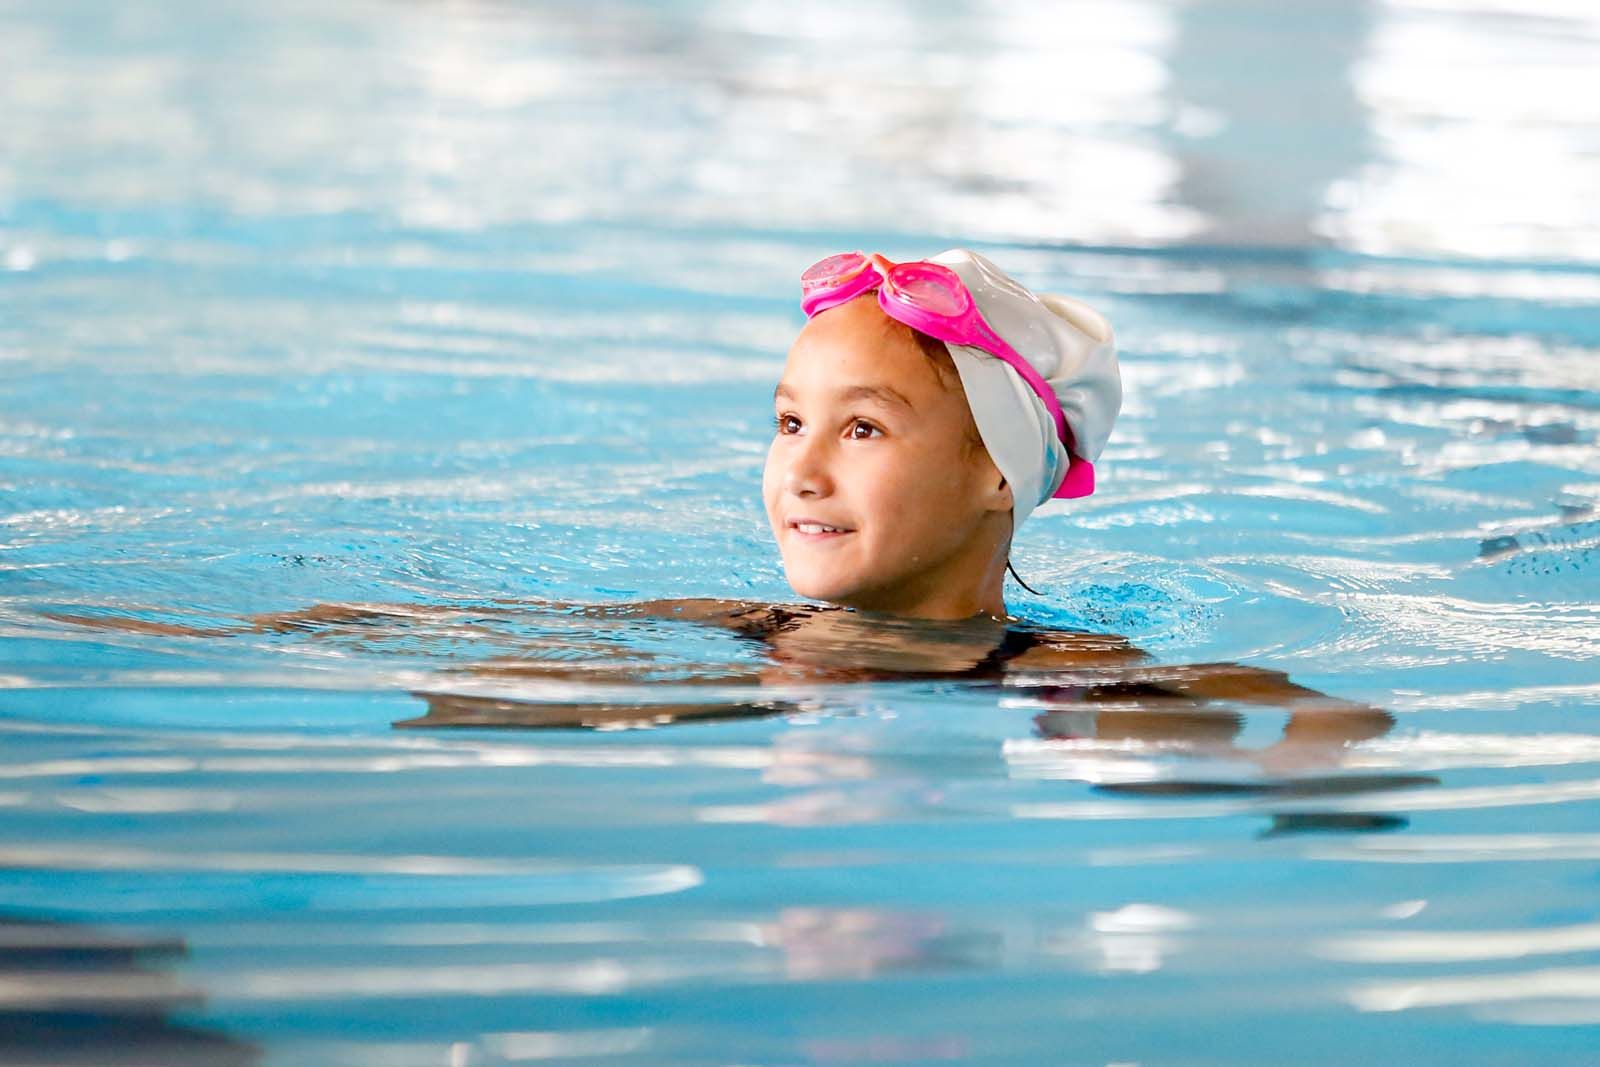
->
[800, 252, 1092, 499]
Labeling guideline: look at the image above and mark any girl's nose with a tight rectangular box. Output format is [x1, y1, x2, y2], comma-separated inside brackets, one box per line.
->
[784, 433, 834, 498]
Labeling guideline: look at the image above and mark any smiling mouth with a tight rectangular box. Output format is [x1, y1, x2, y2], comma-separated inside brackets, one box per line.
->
[789, 520, 853, 538]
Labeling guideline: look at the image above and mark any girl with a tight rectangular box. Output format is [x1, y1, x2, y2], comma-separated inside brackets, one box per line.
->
[411, 248, 1393, 769]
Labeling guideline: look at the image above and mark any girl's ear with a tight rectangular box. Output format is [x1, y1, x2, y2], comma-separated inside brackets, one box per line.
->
[985, 471, 1014, 515]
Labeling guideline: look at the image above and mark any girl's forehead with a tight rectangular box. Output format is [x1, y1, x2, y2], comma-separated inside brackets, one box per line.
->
[783, 308, 940, 395]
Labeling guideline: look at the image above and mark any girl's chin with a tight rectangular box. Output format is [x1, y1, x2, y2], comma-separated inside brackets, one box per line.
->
[785, 577, 845, 603]
[785, 576, 910, 614]
[782, 565, 861, 604]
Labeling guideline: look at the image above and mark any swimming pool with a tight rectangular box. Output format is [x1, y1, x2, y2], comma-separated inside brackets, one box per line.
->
[3, 0, 1599, 1063]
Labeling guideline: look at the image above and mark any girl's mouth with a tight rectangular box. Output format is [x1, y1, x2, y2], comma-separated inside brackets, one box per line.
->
[789, 518, 853, 539]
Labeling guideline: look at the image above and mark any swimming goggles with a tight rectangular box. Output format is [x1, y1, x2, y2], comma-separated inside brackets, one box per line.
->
[800, 252, 1077, 465]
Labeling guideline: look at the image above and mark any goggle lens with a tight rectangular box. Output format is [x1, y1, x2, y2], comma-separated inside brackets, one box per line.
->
[801, 252, 868, 287]
[887, 264, 968, 317]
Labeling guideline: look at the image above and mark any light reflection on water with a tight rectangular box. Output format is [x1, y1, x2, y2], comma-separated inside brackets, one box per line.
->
[3, 0, 1600, 1064]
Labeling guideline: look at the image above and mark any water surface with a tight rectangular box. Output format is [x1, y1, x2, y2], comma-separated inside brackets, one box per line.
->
[3, 1, 1599, 1064]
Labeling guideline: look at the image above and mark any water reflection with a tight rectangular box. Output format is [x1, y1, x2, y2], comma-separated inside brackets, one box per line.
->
[1330, 0, 1600, 261]
[769, 907, 999, 980]
[378, 598, 1422, 838]
[0, 915, 256, 1066]
[2, 0, 1595, 267]
[1167, 0, 1374, 248]
[45, 598, 1416, 839]
[389, 597, 1395, 754]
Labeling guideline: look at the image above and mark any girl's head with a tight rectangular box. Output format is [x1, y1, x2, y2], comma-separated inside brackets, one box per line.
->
[763, 250, 1121, 621]
[764, 293, 1015, 619]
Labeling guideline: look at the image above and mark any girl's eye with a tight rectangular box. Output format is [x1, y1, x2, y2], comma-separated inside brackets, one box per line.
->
[774, 413, 801, 435]
[850, 420, 882, 440]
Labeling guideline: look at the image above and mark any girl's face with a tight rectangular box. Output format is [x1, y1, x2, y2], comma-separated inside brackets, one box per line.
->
[763, 295, 1014, 619]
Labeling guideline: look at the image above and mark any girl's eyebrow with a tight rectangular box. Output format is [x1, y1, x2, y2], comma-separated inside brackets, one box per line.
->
[773, 383, 915, 411]
[843, 384, 915, 411]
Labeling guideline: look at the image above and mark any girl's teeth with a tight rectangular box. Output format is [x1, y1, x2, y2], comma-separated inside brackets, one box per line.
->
[797, 523, 842, 534]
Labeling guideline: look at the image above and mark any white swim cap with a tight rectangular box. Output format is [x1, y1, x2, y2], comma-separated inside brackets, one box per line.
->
[929, 249, 1122, 528]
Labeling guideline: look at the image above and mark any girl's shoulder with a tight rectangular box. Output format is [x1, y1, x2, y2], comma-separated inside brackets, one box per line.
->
[620, 597, 840, 635]
[996, 623, 1149, 670]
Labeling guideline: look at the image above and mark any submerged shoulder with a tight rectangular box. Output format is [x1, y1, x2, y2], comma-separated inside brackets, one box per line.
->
[618, 597, 832, 633]
[610, 597, 765, 621]
[999, 625, 1149, 670]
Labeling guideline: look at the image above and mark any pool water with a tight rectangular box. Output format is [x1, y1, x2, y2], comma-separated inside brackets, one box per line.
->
[3, 1, 1599, 1064]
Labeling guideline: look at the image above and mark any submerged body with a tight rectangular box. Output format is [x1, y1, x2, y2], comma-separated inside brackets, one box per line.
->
[50, 596, 1394, 765]
[155, 596, 1392, 775]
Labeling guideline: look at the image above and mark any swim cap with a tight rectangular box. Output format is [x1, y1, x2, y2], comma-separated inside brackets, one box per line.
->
[929, 249, 1121, 528]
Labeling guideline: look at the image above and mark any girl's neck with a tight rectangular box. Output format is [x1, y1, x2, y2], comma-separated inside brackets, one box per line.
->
[834, 555, 1010, 621]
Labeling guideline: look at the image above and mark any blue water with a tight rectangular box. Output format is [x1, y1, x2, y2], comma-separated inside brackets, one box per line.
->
[3, 1, 1600, 1064]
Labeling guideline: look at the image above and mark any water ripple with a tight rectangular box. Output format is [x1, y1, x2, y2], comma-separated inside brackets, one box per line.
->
[1306, 834, 1600, 864]
[1318, 921, 1600, 964]
[1348, 966, 1600, 1015]
[3, 0, 1599, 1061]
[0, 845, 702, 912]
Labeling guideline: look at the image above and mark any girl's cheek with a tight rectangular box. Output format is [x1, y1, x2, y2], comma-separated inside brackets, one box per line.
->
[863, 450, 915, 497]
[760, 450, 783, 505]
